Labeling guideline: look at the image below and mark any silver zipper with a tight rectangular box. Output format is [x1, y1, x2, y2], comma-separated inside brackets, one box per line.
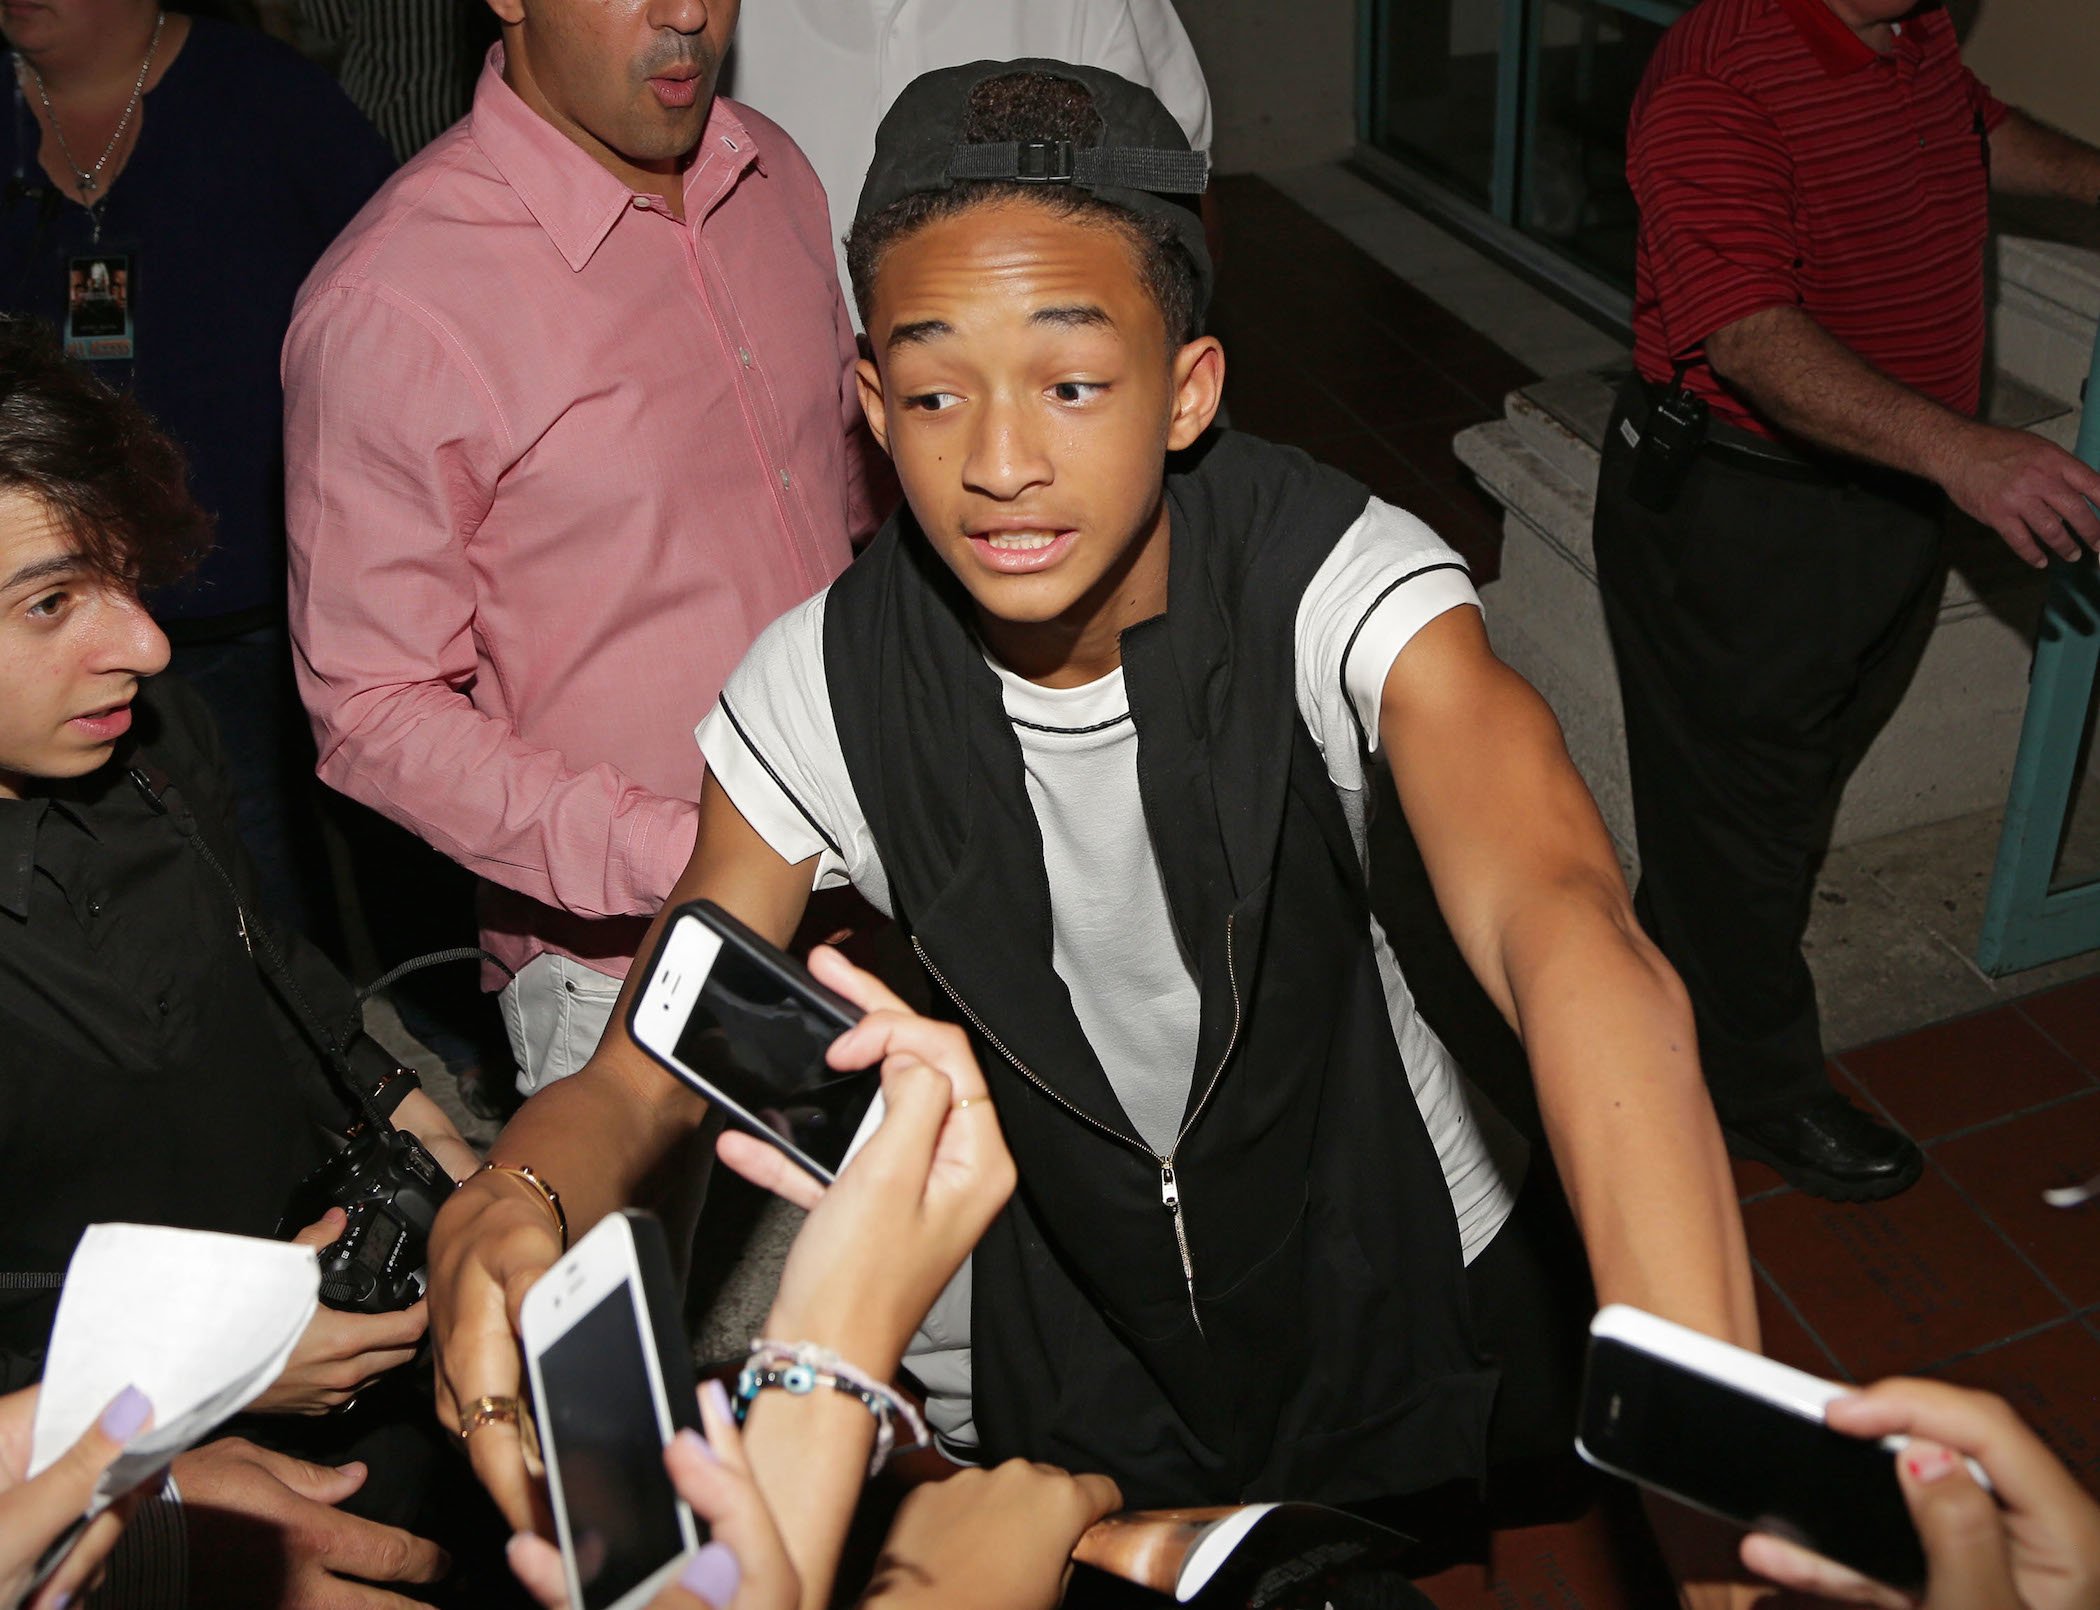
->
[912, 912, 1245, 1336]
[911, 937, 1142, 1151]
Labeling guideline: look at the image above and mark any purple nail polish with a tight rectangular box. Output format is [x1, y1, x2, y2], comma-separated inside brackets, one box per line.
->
[702, 1377, 733, 1424]
[680, 1541, 740, 1605]
[51, 1593, 72, 1610]
[674, 1427, 716, 1464]
[99, 1384, 151, 1443]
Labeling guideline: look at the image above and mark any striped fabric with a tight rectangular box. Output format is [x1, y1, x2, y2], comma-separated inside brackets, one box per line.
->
[298, 0, 481, 160]
[1628, 0, 2006, 438]
[87, 1473, 186, 1609]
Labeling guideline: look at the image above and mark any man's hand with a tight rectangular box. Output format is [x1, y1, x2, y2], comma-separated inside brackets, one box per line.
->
[174, 1437, 449, 1608]
[859, 1461, 1122, 1610]
[1705, 306, 2100, 572]
[1743, 1379, 2100, 1610]
[252, 1211, 429, 1416]
[1931, 422, 2100, 568]
[426, 1170, 565, 1532]
[0, 1382, 156, 1610]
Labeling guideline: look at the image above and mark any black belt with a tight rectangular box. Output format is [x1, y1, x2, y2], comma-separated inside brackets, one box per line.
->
[1630, 379, 1940, 508]
[1629, 377, 1838, 485]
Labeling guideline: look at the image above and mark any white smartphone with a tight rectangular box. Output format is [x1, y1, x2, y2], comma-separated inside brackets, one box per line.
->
[629, 900, 882, 1184]
[1577, 1305, 1930, 1592]
[521, 1211, 701, 1610]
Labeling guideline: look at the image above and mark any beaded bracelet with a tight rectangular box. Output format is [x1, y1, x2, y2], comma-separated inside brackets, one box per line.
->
[733, 1339, 929, 1475]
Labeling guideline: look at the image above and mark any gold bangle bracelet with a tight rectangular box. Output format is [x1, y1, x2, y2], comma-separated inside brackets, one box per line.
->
[478, 1161, 568, 1250]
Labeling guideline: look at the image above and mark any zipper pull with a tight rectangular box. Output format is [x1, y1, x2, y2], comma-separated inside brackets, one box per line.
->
[235, 904, 253, 957]
[1160, 1160, 1205, 1339]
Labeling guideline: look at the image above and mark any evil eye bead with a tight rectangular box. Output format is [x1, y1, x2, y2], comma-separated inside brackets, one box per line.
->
[782, 1364, 817, 1395]
[737, 1368, 759, 1399]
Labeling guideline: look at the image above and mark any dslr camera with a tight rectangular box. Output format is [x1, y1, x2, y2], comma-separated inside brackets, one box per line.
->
[280, 1124, 452, 1313]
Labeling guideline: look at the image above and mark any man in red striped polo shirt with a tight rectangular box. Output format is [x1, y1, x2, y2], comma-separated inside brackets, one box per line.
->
[1594, 0, 2100, 1200]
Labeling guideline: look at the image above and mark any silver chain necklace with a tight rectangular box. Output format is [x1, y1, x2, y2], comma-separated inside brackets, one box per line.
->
[17, 11, 165, 245]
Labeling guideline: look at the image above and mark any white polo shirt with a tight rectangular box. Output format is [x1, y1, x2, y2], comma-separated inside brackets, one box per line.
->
[722, 0, 1214, 309]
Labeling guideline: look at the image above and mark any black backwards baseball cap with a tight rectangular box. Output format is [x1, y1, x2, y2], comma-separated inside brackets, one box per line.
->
[853, 58, 1215, 323]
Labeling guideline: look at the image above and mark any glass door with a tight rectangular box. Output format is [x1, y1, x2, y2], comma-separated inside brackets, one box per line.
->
[1361, 0, 1690, 311]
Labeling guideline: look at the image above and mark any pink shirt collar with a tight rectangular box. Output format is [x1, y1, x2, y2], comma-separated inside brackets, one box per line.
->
[468, 44, 763, 271]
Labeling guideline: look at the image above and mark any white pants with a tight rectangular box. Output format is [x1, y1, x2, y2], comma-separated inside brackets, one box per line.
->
[500, 952, 624, 1096]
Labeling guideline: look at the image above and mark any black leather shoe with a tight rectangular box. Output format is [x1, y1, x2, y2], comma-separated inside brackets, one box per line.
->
[1722, 1095, 1923, 1201]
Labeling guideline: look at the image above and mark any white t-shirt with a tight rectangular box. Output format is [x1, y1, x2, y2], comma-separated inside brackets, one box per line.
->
[696, 495, 1527, 1444]
[722, 0, 1213, 315]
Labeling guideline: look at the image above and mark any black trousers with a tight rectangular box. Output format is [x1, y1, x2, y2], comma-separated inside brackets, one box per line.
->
[1593, 381, 1947, 1121]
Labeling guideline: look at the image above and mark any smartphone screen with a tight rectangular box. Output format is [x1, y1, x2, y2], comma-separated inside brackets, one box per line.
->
[539, 1282, 688, 1610]
[638, 913, 874, 1177]
[1580, 1336, 1925, 1591]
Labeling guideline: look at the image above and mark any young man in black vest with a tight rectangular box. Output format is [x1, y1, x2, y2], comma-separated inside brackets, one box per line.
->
[432, 59, 1756, 1555]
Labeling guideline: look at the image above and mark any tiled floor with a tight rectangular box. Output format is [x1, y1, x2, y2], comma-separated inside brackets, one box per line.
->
[1207, 176, 2100, 1605]
[1400, 983, 2100, 1610]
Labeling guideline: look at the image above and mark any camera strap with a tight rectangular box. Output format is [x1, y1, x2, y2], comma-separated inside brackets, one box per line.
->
[126, 758, 393, 1131]
[124, 755, 512, 1134]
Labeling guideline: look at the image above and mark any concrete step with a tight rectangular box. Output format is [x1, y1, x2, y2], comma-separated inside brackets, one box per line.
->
[1995, 236, 2100, 407]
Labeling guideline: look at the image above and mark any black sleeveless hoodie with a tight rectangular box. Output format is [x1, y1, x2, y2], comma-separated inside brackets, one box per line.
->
[823, 431, 1496, 1505]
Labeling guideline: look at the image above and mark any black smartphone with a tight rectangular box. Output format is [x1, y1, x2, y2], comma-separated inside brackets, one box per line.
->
[627, 899, 876, 1183]
[1577, 1306, 1927, 1593]
[522, 1210, 702, 1610]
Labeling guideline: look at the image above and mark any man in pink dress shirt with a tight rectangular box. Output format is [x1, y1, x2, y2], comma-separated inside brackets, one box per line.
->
[284, 0, 875, 1092]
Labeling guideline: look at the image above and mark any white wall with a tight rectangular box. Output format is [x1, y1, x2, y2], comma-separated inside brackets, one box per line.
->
[1172, 0, 1358, 173]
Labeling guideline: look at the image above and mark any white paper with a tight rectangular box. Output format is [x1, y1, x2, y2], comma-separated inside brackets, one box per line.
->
[29, 1224, 319, 1512]
[1177, 1504, 1274, 1600]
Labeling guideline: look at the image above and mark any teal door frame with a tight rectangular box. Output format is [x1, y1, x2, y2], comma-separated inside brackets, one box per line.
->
[1975, 322, 2100, 975]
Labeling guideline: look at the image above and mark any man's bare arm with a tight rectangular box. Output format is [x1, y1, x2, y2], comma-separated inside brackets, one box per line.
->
[1380, 607, 1757, 1346]
[1705, 305, 2100, 567]
[1989, 109, 2100, 203]
[426, 777, 816, 1529]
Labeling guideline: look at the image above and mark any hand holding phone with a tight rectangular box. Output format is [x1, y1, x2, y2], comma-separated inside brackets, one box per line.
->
[522, 1212, 702, 1610]
[1578, 1306, 1931, 1592]
[1742, 1377, 2100, 1610]
[629, 902, 876, 1184]
[714, 944, 1017, 1387]
[506, 1380, 802, 1610]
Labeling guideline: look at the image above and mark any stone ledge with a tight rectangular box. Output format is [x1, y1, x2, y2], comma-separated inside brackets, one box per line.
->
[1998, 235, 2100, 326]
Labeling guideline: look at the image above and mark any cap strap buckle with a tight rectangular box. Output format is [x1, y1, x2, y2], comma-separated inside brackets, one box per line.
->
[946, 138, 1077, 184]
[1013, 138, 1076, 182]
[945, 140, 1210, 194]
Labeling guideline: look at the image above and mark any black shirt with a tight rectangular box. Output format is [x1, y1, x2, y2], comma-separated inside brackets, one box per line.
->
[0, 676, 400, 1386]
